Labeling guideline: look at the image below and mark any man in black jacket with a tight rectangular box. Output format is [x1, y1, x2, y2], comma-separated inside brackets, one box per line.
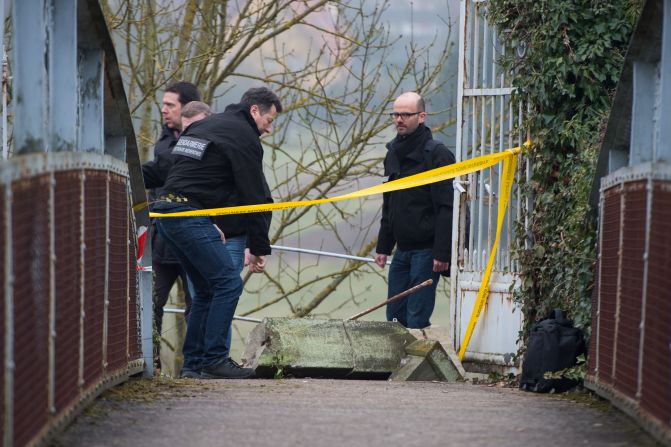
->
[375, 92, 455, 329]
[142, 81, 200, 368]
[152, 87, 281, 379]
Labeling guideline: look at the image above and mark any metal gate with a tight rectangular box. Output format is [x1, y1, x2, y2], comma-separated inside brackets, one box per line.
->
[450, 0, 528, 373]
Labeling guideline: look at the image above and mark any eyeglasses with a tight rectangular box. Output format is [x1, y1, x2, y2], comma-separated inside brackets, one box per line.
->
[389, 112, 421, 120]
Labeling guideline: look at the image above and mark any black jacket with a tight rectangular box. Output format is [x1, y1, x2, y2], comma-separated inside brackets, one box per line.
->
[142, 125, 181, 264]
[158, 104, 273, 256]
[376, 124, 455, 262]
[143, 125, 179, 196]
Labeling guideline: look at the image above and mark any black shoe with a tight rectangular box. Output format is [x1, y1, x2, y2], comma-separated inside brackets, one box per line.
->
[180, 368, 202, 379]
[201, 358, 256, 379]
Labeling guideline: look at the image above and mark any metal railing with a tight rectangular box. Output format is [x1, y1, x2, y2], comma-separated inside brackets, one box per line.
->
[586, 164, 671, 446]
[0, 153, 144, 447]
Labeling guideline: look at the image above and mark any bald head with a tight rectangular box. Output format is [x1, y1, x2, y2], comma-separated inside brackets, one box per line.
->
[395, 92, 425, 111]
[392, 92, 426, 136]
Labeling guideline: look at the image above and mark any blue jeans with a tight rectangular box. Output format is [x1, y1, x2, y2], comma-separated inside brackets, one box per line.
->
[386, 248, 440, 329]
[186, 234, 247, 361]
[155, 203, 244, 370]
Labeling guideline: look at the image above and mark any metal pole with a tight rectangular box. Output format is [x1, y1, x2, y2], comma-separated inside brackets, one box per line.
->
[139, 268, 153, 377]
[270, 244, 390, 265]
[139, 245, 389, 274]
[4, 174, 14, 446]
[162, 307, 261, 323]
[347, 279, 433, 321]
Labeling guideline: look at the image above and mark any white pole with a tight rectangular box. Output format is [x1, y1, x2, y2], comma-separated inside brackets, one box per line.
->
[270, 244, 391, 265]
[162, 307, 261, 323]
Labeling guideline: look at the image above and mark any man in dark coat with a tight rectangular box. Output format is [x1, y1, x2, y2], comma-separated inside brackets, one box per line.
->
[152, 87, 281, 379]
[142, 81, 200, 368]
[375, 92, 455, 329]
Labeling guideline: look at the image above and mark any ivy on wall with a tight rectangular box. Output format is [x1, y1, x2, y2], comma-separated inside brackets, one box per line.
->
[486, 0, 643, 339]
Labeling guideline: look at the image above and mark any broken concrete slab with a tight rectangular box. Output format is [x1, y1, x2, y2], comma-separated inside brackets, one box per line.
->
[388, 339, 465, 382]
[410, 339, 464, 381]
[345, 320, 418, 379]
[388, 355, 439, 381]
[241, 317, 416, 379]
[408, 326, 467, 378]
[242, 318, 352, 378]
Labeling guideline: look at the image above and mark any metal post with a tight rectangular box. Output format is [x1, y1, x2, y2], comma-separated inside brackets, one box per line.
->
[139, 268, 153, 377]
[611, 183, 625, 380]
[78, 49, 105, 153]
[595, 178, 605, 378]
[3, 178, 14, 447]
[102, 173, 110, 372]
[48, 0, 78, 152]
[13, 0, 48, 154]
[657, 0, 671, 161]
[636, 178, 654, 398]
[78, 172, 85, 389]
[48, 172, 56, 415]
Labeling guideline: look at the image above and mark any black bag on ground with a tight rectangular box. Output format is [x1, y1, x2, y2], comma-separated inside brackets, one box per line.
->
[520, 309, 586, 393]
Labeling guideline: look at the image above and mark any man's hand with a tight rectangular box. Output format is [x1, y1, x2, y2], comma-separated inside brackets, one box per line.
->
[249, 255, 266, 273]
[244, 248, 251, 267]
[375, 254, 387, 269]
[433, 259, 449, 273]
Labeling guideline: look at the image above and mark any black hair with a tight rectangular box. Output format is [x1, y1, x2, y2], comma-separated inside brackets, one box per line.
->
[165, 81, 201, 106]
[240, 87, 283, 114]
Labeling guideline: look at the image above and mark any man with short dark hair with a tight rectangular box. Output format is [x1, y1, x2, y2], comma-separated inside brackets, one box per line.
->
[142, 81, 201, 369]
[375, 91, 455, 329]
[153, 86, 282, 379]
[181, 99, 250, 366]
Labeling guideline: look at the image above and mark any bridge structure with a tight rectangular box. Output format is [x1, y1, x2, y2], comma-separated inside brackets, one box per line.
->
[0, 1, 150, 446]
[587, 0, 671, 443]
[0, 1, 670, 446]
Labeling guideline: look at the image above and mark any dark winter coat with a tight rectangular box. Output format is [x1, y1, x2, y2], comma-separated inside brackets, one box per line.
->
[376, 124, 455, 262]
[158, 104, 273, 256]
[143, 125, 181, 264]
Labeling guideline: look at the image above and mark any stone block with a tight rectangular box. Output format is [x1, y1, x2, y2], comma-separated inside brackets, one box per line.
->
[345, 320, 417, 379]
[408, 326, 467, 378]
[243, 317, 353, 378]
[388, 338, 465, 382]
[242, 318, 416, 379]
[388, 355, 441, 382]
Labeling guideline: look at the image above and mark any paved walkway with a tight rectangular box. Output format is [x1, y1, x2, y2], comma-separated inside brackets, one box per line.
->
[53, 378, 660, 447]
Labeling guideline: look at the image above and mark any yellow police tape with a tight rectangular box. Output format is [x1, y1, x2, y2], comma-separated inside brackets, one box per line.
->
[457, 147, 519, 361]
[150, 141, 528, 361]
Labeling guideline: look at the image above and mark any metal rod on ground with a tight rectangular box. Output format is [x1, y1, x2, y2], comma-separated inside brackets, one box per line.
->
[270, 244, 391, 265]
[347, 279, 433, 321]
[163, 307, 262, 323]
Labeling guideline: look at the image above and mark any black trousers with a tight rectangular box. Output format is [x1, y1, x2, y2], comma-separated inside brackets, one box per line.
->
[153, 261, 192, 338]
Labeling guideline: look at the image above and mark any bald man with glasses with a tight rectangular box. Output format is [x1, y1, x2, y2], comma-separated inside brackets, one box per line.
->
[375, 92, 456, 329]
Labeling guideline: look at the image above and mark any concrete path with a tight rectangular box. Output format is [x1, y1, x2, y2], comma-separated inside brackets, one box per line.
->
[53, 378, 660, 447]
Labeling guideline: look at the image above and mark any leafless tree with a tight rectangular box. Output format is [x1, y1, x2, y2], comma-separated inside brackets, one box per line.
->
[102, 0, 455, 320]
